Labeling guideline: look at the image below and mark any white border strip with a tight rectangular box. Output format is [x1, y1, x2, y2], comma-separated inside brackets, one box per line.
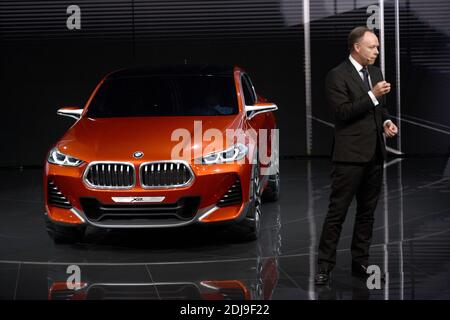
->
[304, 0, 312, 156]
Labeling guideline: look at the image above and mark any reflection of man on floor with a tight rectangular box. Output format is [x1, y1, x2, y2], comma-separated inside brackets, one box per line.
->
[315, 26, 398, 285]
[316, 276, 371, 300]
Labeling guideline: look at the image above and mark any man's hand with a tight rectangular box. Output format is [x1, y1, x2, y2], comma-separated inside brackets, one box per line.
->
[372, 81, 391, 97]
[384, 121, 398, 138]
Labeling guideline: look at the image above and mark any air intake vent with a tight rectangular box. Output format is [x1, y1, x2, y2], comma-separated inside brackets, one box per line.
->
[47, 180, 71, 209]
[140, 161, 193, 188]
[217, 179, 242, 207]
[80, 197, 200, 222]
[84, 162, 135, 189]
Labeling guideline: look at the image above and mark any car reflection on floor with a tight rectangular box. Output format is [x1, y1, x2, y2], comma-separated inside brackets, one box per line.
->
[47, 209, 282, 300]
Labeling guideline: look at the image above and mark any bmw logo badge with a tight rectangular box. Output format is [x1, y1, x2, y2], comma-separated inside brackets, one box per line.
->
[133, 151, 144, 159]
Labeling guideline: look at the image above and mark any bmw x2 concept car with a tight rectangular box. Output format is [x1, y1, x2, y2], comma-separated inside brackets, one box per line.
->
[45, 65, 279, 243]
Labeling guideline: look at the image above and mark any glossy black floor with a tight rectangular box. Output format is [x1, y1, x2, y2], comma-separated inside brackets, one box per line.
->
[1, 157, 449, 300]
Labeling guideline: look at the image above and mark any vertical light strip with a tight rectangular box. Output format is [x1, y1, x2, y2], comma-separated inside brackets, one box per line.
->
[379, 0, 385, 75]
[379, 0, 403, 156]
[395, 0, 402, 152]
[306, 161, 316, 300]
[303, 0, 312, 155]
[395, 0, 404, 300]
[383, 166, 389, 300]
[398, 161, 404, 300]
[303, 2, 313, 296]
[380, 0, 388, 300]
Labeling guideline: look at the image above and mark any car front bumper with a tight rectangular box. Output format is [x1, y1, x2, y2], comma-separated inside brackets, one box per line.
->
[44, 161, 253, 228]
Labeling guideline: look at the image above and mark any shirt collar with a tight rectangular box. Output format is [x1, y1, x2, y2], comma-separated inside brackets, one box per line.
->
[349, 54, 365, 73]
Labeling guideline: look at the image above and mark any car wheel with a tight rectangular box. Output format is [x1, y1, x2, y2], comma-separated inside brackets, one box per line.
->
[46, 219, 85, 244]
[234, 164, 261, 241]
[262, 171, 280, 202]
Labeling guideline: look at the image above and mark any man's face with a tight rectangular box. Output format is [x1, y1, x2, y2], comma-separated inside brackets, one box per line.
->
[354, 31, 379, 65]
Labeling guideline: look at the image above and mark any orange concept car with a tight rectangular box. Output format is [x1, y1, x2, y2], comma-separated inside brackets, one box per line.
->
[44, 65, 279, 243]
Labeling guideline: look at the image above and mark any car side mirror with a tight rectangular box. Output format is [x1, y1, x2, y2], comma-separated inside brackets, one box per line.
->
[57, 107, 83, 120]
[245, 103, 278, 120]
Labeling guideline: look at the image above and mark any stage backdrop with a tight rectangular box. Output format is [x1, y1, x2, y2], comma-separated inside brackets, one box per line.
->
[0, 0, 449, 166]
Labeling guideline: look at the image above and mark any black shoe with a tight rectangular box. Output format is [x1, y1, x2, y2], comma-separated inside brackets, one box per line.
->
[316, 283, 336, 300]
[315, 268, 330, 285]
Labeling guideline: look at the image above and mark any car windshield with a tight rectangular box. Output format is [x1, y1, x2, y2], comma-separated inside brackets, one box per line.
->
[86, 75, 238, 118]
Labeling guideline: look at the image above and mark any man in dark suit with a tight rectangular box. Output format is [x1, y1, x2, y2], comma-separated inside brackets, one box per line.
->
[315, 26, 398, 285]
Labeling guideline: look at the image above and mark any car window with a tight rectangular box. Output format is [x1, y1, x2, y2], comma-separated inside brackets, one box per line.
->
[86, 75, 238, 118]
[176, 76, 238, 116]
[241, 74, 256, 106]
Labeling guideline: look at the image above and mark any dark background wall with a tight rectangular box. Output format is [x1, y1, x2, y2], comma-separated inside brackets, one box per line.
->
[309, 0, 450, 156]
[1, 0, 449, 166]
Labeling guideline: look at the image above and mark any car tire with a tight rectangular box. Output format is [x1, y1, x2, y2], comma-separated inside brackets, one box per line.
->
[233, 163, 262, 241]
[46, 219, 86, 244]
[262, 171, 280, 202]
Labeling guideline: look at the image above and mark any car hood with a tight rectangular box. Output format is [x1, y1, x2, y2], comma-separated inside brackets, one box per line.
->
[56, 116, 244, 162]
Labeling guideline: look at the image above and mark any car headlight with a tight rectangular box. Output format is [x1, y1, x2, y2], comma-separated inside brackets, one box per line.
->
[200, 143, 248, 164]
[48, 147, 84, 167]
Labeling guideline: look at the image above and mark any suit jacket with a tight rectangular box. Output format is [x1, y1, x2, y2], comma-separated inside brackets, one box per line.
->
[325, 59, 391, 162]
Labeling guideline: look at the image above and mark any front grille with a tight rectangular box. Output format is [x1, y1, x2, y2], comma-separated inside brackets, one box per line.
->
[140, 161, 193, 188]
[217, 179, 242, 207]
[84, 162, 134, 189]
[80, 197, 200, 222]
[47, 180, 71, 209]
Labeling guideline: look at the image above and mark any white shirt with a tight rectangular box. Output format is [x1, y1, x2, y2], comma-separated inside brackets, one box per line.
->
[348, 54, 379, 106]
[348, 55, 392, 127]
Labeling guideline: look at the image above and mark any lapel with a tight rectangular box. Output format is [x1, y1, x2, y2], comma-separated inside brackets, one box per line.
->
[344, 60, 384, 96]
[344, 59, 368, 94]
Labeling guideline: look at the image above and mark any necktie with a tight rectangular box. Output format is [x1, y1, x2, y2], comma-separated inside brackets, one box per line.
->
[361, 67, 371, 91]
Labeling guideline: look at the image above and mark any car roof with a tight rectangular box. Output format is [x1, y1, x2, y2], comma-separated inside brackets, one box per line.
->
[107, 64, 237, 79]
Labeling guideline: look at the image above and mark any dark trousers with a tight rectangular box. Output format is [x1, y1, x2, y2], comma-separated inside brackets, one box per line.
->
[318, 152, 383, 270]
